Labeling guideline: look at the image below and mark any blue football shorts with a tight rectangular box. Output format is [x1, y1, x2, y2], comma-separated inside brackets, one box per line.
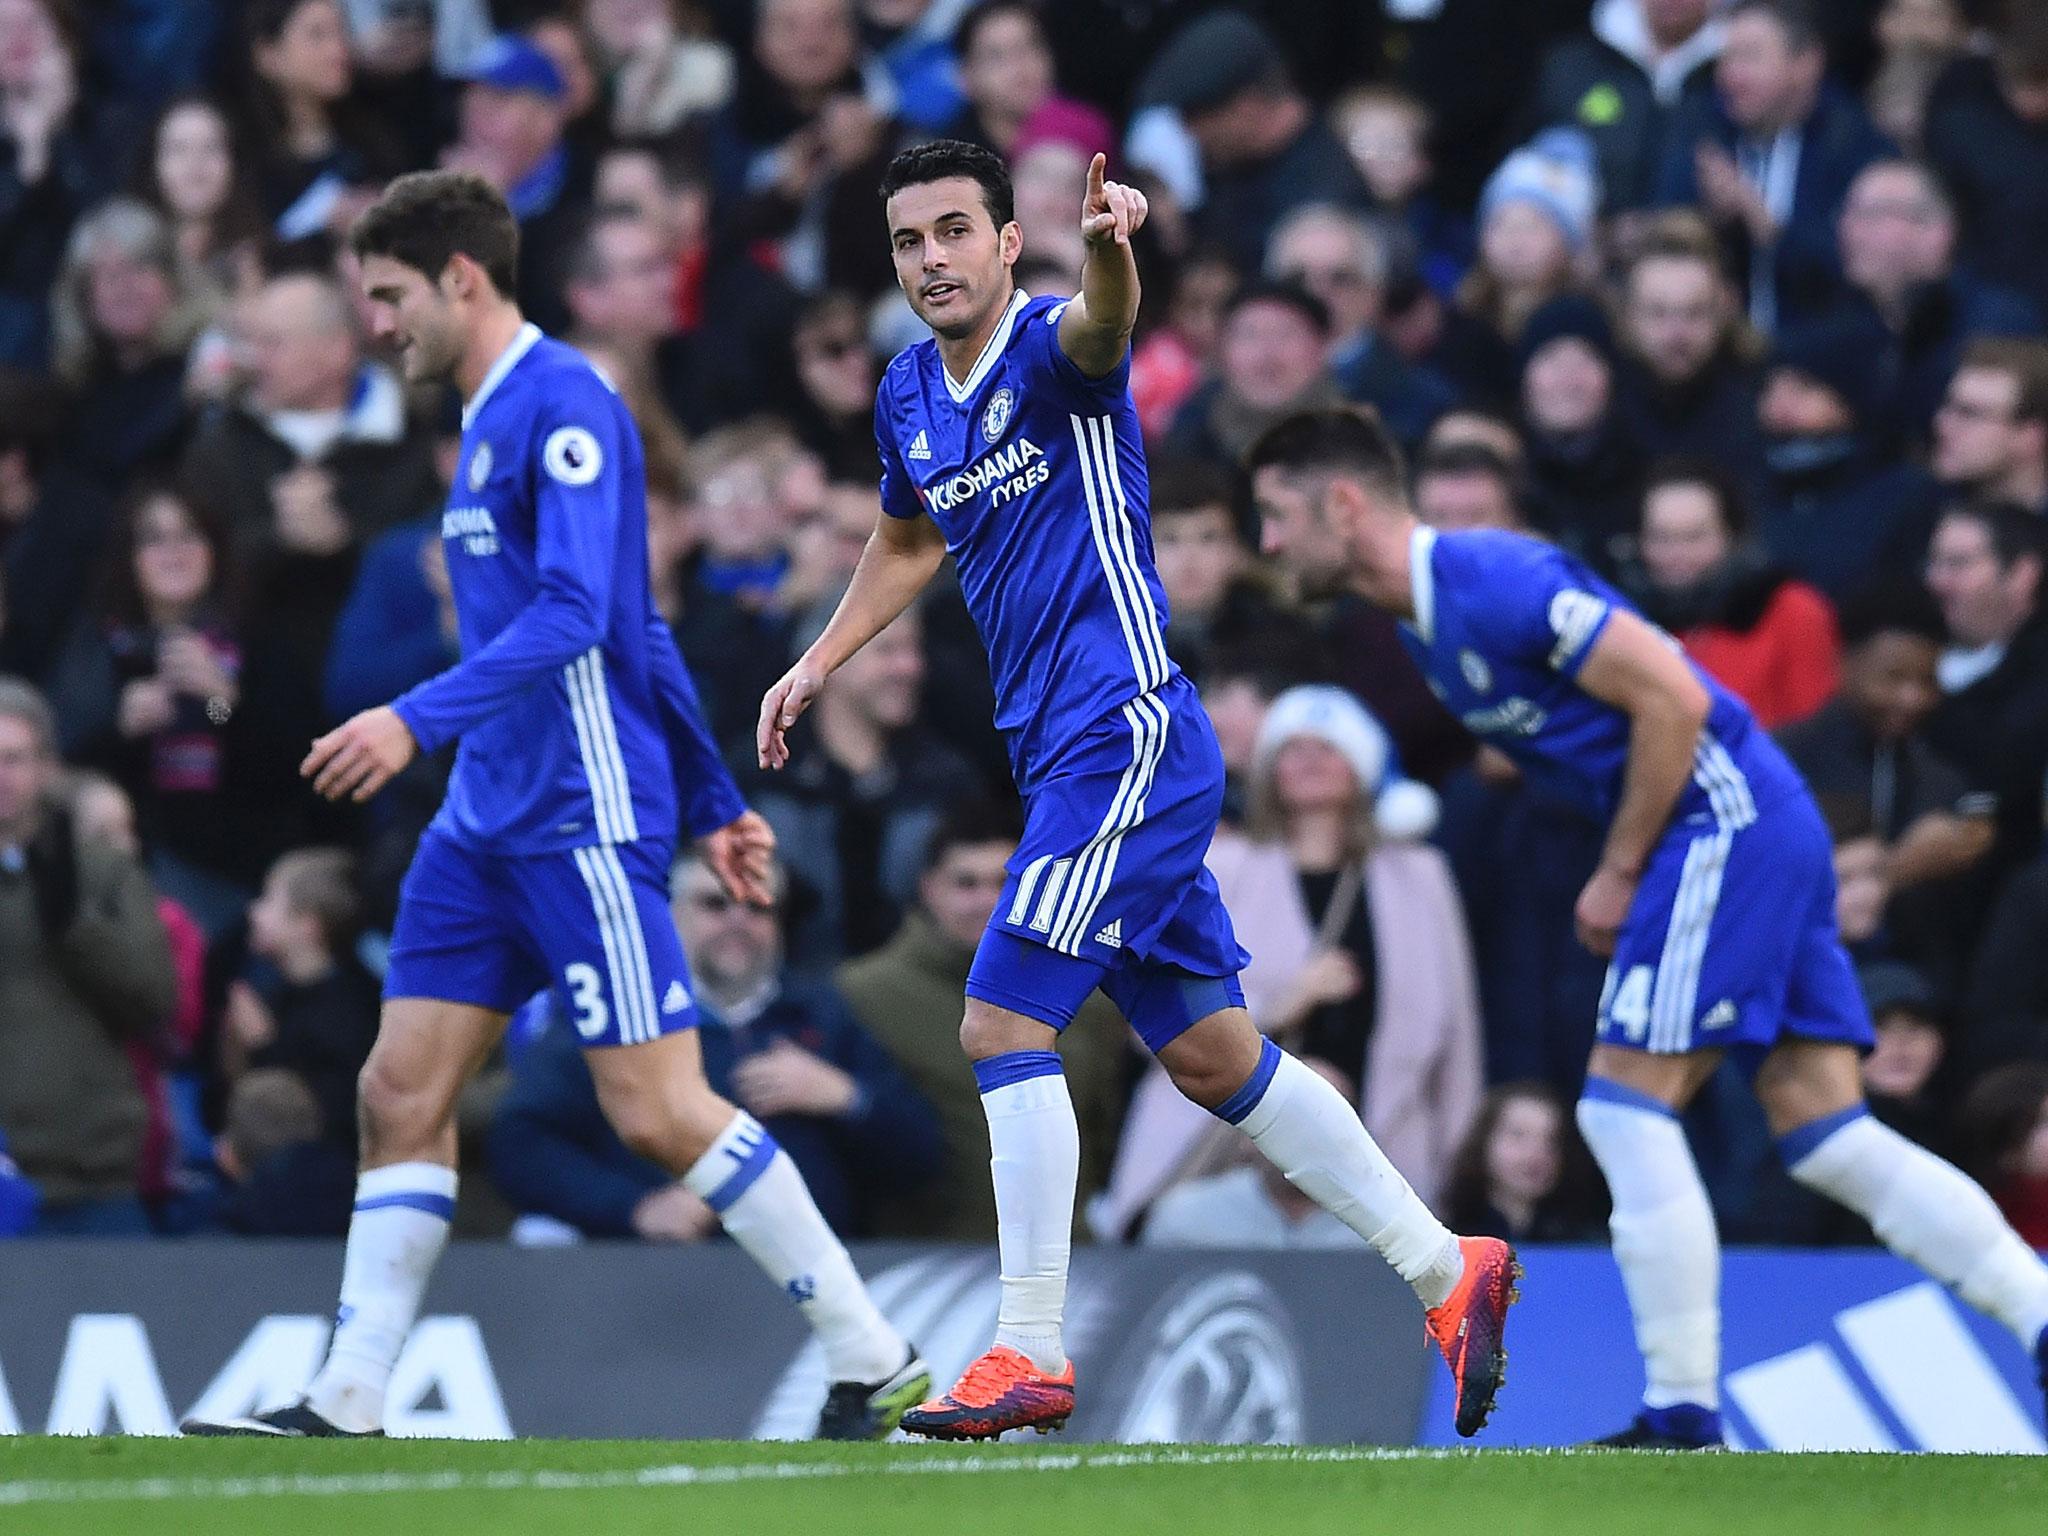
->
[968, 679, 1250, 1053]
[383, 830, 698, 1046]
[1595, 789, 1875, 1062]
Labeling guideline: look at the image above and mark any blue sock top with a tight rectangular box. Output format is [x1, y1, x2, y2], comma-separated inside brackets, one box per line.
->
[972, 1050, 1064, 1095]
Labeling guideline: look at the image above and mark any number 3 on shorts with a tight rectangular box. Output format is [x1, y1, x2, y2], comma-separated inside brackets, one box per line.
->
[1601, 963, 1654, 1043]
[564, 962, 610, 1039]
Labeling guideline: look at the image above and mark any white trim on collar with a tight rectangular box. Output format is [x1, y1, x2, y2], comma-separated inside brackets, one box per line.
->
[941, 290, 1029, 405]
[462, 322, 544, 429]
[1407, 523, 1439, 644]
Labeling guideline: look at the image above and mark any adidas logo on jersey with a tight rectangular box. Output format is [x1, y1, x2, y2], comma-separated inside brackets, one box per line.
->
[907, 429, 932, 460]
[662, 980, 690, 1015]
[1094, 918, 1123, 950]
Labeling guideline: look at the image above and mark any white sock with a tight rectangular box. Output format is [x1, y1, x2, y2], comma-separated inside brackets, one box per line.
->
[305, 1162, 457, 1432]
[1783, 1106, 2048, 1348]
[1577, 1081, 1721, 1411]
[976, 1052, 1077, 1375]
[683, 1110, 905, 1383]
[1220, 1040, 1464, 1308]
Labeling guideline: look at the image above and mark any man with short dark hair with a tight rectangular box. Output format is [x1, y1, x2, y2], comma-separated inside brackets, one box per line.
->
[945, 0, 1059, 156]
[1414, 443, 1526, 533]
[1657, 0, 1893, 330]
[1932, 339, 2048, 515]
[1166, 281, 1347, 466]
[1250, 405, 2048, 1449]
[1924, 501, 2048, 869]
[182, 170, 925, 1443]
[0, 676, 176, 1236]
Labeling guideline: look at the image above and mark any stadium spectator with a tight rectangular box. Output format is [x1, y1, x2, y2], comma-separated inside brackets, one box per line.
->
[0, 0, 125, 368]
[1964, 854, 2048, 1072]
[746, 606, 977, 966]
[489, 849, 942, 1239]
[1460, 129, 1598, 363]
[0, 676, 177, 1235]
[1776, 588, 1996, 960]
[1137, 1058, 1367, 1251]
[1127, 246, 1238, 440]
[1266, 204, 1454, 448]
[1864, 0, 1969, 150]
[1957, 1062, 2048, 1248]
[1922, 4, 2048, 321]
[1657, 0, 1892, 331]
[1514, 293, 1642, 568]
[837, 798, 1129, 1241]
[562, 206, 688, 411]
[128, 94, 265, 320]
[180, 269, 438, 557]
[1148, 456, 1277, 685]
[1923, 502, 2048, 871]
[1441, 1081, 1606, 1243]
[1625, 457, 1839, 729]
[785, 290, 882, 482]
[1929, 338, 2048, 517]
[1133, 9, 1369, 273]
[1826, 159, 2042, 440]
[212, 1066, 355, 1237]
[236, 0, 397, 235]
[580, 0, 735, 139]
[1521, 0, 1726, 215]
[1413, 443, 1526, 535]
[861, 0, 969, 137]
[47, 198, 205, 485]
[0, 368, 115, 681]
[1008, 104, 1111, 294]
[1329, 85, 1466, 295]
[1166, 282, 1344, 466]
[1102, 686, 1480, 1232]
[1753, 312, 1940, 600]
[221, 847, 379, 1149]
[1614, 215, 1769, 479]
[942, 0, 1059, 157]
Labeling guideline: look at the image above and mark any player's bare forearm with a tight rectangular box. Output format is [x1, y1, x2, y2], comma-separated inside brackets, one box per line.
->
[1058, 152, 1148, 380]
[1576, 614, 1711, 878]
[757, 513, 945, 768]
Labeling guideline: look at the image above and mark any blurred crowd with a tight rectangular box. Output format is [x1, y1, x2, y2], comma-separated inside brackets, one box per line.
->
[2, 0, 2047, 1254]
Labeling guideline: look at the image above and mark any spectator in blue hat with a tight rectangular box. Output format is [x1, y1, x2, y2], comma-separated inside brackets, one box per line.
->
[1460, 128, 1600, 359]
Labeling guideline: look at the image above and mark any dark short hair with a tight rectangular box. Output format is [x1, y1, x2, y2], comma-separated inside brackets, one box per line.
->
[1957, 336, 2048, 429]
[1245, 406, 1409, 501]
[1149, 456, 1237, 518]
[879, 140, 1015, 231]
[1641, 455, 1752, 540]
[566, 205, 650, 288]
[1226, 279, 1329, 336]
[922, 796, 1025, 873]
[1729, 0, 1825, 52]
[1414, 442, 1519, 499]
[272, 846, 365, 953]
[1936, 500, 2048, 572]
[1836, 583, 1945, 650]
[955, 0, 1044, 63]
[350, 171, 520, 298]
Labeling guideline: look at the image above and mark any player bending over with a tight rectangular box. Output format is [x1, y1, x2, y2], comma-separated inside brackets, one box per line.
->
[1250, 406, 2048, 1448]
[757, 141, 1518, 1442]
[182, 171, 928, 1441]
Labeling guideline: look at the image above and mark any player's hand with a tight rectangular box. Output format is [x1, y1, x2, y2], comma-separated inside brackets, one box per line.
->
[733, 1039, 858, 1119]
[1080, 152, 1148, 248]
[757, 662, 825, 769]
[700, 810, 776, 908]
[303, 706, 417, 802]
[1575, 864, 1640, 957]
[632, 1182, 718, 1242]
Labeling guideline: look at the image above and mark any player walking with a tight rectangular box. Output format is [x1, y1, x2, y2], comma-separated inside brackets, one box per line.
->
[1249, 406, 2048, 1448]
[182, 172, 928, 1441]
[757, 142, 1517, 1442]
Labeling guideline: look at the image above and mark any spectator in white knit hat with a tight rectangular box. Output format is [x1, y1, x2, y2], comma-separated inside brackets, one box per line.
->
[1092, 684, 1482, 1236]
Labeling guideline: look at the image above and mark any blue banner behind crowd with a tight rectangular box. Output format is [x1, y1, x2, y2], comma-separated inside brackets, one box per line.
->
[1419, 1249, 2047, 1452]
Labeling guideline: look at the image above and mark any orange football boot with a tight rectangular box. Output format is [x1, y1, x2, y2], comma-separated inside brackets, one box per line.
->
[1425, 1235, 1522, 1437]
[899, 1345, 1076, 1441]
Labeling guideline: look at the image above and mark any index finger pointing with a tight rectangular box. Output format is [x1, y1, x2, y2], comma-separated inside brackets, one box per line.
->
[1086, 152, 1106, 199]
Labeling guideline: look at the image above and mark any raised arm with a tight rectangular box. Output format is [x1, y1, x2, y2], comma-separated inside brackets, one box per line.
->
[756, 509, 947, 768]
[1056, 153, 1150, 380]
[1571, 610, 1712, 955]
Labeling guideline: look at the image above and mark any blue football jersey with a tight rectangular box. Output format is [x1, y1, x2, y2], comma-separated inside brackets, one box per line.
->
[875, 291, 1177, 792]
[392, 325, 742, 854]
[1400, 527, 1807, 827]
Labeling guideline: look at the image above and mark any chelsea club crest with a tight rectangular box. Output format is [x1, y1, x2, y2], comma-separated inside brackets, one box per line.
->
[468, 442, 492, 492]
[982, 388, 1014, 444]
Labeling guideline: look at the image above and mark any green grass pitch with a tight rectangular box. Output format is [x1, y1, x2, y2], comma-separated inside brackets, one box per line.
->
[3, 1438, 2043, 1536]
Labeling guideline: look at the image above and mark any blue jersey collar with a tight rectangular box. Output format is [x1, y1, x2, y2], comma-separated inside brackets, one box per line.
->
[942, 289, 1029, 405]
[1405, 523, 1439, 644]
[462, 323, 544, 430]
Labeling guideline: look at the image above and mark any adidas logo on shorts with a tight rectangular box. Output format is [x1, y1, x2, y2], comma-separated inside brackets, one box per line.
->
[1094, 918, 1123, 950]
[907, 429, 932, 460]
[662, 980, 690, 1015]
